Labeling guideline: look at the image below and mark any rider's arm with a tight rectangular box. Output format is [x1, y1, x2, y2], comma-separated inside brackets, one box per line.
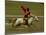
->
[21, 6, 26, 13]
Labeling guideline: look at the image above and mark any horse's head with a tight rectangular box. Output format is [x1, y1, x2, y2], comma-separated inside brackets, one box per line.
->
[34, 16, 39, 21]
[29, 16, 39, 20]
[28, 16, 39, 24]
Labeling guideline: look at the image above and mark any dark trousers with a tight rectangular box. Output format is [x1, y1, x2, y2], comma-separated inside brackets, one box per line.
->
[25, 19, 28, 25]
[24, 16, 28, 25]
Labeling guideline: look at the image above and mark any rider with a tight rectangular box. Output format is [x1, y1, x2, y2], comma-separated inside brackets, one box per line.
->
[21, 6, 28, 25]
[21, 6, 32, 25]
[21, 6, 32, 18]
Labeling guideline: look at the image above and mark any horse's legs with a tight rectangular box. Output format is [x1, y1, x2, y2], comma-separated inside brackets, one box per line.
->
[12, 18, 17, 27]
[8, 19, 13, 23]
[25, 19, 28, 25]
[31, 22, 32, 25]
[12, 21, 15, 27]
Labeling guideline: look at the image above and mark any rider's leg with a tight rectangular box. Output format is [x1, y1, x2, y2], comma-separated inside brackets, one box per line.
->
[24, 15, 28, 25]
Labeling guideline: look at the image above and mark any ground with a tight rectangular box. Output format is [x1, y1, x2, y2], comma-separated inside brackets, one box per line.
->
[5, 17, 44, 33]
[5, 1, 44, 34]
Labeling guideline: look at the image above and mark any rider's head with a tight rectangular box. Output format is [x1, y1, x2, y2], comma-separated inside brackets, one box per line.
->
[27, 8, 29, 11]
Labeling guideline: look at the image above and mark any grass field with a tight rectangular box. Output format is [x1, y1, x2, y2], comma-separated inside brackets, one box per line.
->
[5, 16, 44, 33]
[5, 1, 44, 16]
[5, 1, 44, 34]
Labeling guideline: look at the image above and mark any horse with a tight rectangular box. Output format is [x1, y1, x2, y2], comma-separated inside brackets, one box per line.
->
[13, 16, 39, 27]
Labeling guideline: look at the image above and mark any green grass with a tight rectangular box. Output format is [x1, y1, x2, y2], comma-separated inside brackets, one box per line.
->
[5, 1, 44, 16]
[5, 17, 44, 33]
